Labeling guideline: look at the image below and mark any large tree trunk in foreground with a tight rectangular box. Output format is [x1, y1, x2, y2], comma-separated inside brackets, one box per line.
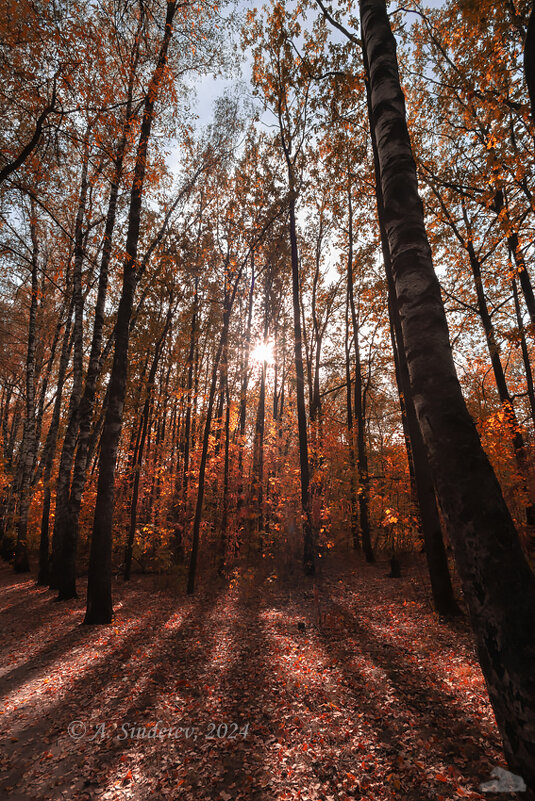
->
[84, 0, 178, 624]
[361, 0, 535, 791]
[362, 57, 460, 615]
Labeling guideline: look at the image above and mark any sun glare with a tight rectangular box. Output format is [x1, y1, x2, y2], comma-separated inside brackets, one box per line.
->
[251, 341, 274, 365]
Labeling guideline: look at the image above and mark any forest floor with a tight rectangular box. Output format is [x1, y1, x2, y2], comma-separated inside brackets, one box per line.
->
[0, 551, 525, 801]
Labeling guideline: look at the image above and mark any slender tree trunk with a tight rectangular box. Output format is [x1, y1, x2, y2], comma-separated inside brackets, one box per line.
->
[49, 140, 89, 590]
[124, 305, 173, 580]
[512, 277, 535, 433]
[218, 379, 231, 573]
[346, 190, 374, 563]
[525, 2, 535, 133]
[361, 0, 535, 790]
[187, 269, 242, 595]
[37, 302, 74, 584]
[32, 298, 65, 482]
[289, 197, 315, 575]
[250, 273, 270, 549]
[169, 279, 198, 563]
[84, 0, 178, 624]
[57, 89, 137, 599]
[345, 280, 360, 550]
[236, 262, 255, 550]
[14, 202, 40, 573]
[462, 215, 534, 522]
[509, 232, 535, 330]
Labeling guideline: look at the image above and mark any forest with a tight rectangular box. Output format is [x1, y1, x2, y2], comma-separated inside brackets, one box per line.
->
[1, 0, 535, 798]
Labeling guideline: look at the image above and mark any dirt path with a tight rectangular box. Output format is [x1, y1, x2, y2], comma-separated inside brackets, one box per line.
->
[0, 555, 521, 800]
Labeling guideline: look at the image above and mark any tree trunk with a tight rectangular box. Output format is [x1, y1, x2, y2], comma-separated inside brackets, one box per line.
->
[512, 276, 535, 434]
[14, 201, 40, 573]
[461, 213, 535, 524]
[362, 57, 460, 614]
[124, 304, 173, 580]
[361, 0, 535, 790]
[49, 140, 90, 591]
[345, 278, 359, 550]
[289, 196, 315, 575]
[57, 87, 137, 599]
[525, 1, 535, 133]
[37, 301, 74, 585]
[346, 189, 374, 563]
[509, 231, 535, 330]
[187, 268, 242, 595]
[84, 0, 178, 624]
[250, 272, 270, 550]
[236, 261, 255, 551]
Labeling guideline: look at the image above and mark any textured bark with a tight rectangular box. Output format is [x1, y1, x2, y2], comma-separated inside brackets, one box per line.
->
[14, 203, 40, 573]
[57, 96, 136, 600]
[84, 0, 178, 624]
[361, 0, 535, 791]
[363, 56, 460, 615]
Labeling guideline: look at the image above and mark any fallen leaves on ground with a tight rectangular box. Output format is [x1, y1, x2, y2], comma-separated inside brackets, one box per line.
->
[0, 555, 517, 801]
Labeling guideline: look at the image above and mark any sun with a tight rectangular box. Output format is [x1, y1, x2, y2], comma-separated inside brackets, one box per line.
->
[251, 341, 274, 365]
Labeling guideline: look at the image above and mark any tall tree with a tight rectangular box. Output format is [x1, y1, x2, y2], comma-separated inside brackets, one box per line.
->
[360, 0, 535, 789]
[84, 0, 179, 624]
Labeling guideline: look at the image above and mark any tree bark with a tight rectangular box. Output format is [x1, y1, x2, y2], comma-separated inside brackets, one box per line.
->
[14, 200, 40, 573]
[289, 197, 315, 575]
[187, 267, 242, 595]
[512, 276, 535, 434]
[124, 303, 173, 581]
[525, 1, 535, 133]
[56, 93, 137, 600]
[50, 137, 90, 595]
[37, 300, 74, 584]
[84, 0, 178, 624]
[362, 53, 460, 614]
[345, 278, 359, 550]
[361, 0, 535, 790]
[346, 188, 374, 563]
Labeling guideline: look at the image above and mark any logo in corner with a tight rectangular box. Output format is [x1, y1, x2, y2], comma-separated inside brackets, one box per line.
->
[479, 766, 526, 793]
